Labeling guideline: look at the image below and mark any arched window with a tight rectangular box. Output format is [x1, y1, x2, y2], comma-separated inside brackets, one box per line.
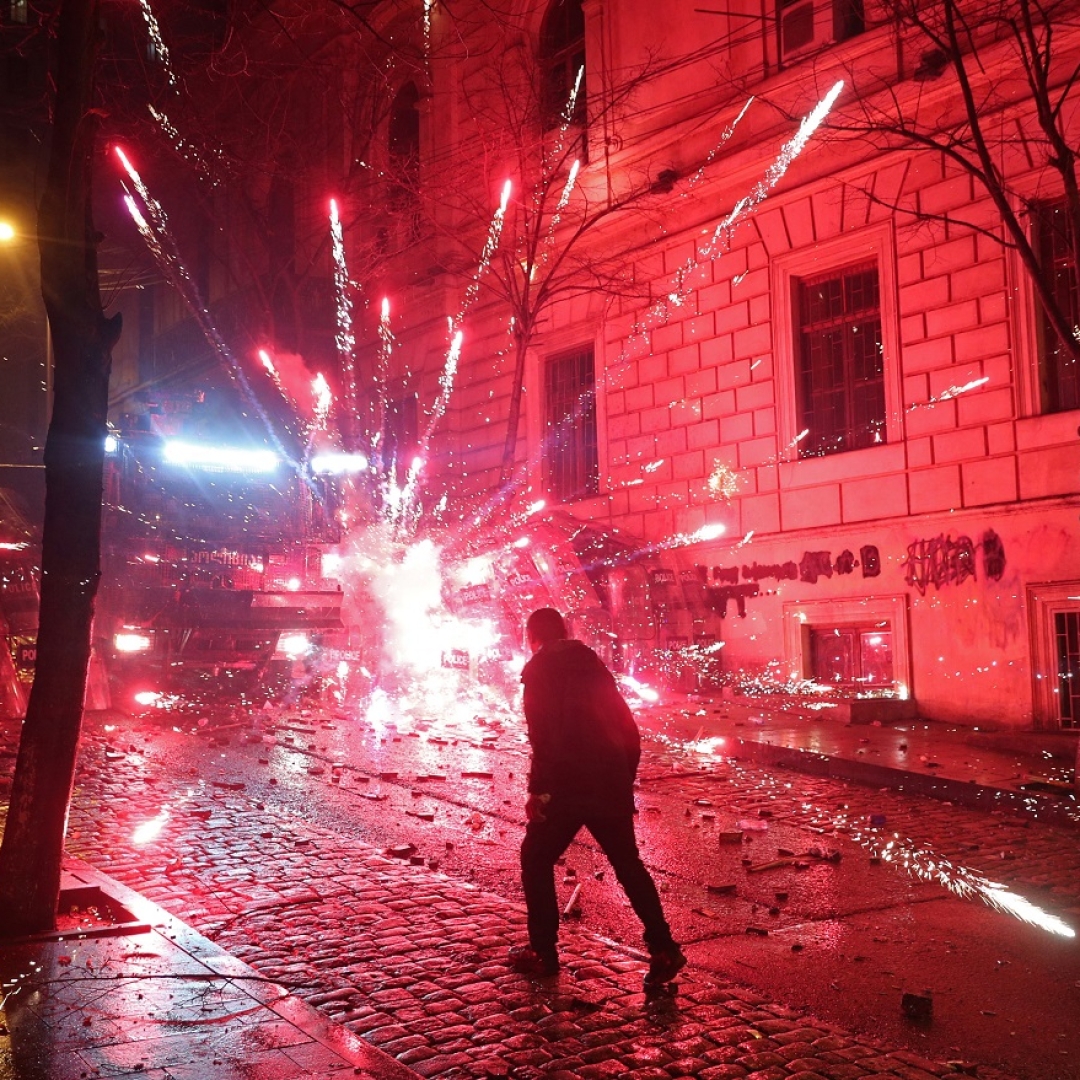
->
[388, 82, 421, 204]
[539, 0, 585, 133]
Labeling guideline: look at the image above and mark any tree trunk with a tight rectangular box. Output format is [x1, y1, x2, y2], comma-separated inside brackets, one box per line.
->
[0, 0, 118, 938]
[499, 329, 531, 489]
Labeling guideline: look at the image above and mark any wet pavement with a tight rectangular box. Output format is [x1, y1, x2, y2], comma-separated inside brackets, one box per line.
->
[1, 699, 1077, 1080]
[0, 861, 419, 1079]
[644, 696, 1079, 826]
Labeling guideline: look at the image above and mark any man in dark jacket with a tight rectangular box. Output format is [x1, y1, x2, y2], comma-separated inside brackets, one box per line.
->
[511, 607, 686, 987]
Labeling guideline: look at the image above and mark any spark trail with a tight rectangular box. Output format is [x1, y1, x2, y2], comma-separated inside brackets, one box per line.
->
[138, 1, 176, 87]
[116, 147, 292, 461]
[330, 199, 358, 436]
[259, 348, 302, 423]
[626, 81, 845, 350]
[454, 181, 512, 329]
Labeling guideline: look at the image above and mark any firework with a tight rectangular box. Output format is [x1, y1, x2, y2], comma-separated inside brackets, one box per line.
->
[455, 182, 512, 328]
[625, 81, 845, 352]
[117, 147, 293, 460]
[138, 0, 177, 87]
[329, 199, 358, 434]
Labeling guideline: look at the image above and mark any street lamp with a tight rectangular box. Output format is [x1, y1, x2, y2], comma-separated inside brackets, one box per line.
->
[0, 221, 16, 243]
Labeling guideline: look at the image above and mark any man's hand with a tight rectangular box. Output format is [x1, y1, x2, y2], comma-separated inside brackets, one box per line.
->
[525, 793, 551, 823]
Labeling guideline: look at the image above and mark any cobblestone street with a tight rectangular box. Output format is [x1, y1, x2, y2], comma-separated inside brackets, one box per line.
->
[13, 704, 1077, 1080]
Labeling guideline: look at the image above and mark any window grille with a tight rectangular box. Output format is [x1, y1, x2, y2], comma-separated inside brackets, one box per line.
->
[1033, 201, 1080, 413]
[796, 262, 884, 456]
[544, 347, 597, 502]
[1055, 610, 1080, 728]
[809, 626, 893, 688]
[388, 82, 421, 216]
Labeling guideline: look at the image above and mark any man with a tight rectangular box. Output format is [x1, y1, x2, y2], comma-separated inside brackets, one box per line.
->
[510, 607, 686, 988]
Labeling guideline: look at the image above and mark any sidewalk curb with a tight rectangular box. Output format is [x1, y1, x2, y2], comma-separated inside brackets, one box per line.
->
[729, 736, 1080, 828]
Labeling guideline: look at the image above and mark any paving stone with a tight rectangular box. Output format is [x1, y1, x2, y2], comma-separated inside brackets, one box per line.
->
[738, 1051, 787, 1071]
[697, 1067, 750, 1080]
[817, 1064, 873, 1079]
[887, 1051, 955, 1076]
[411, 1051, 476, 1076]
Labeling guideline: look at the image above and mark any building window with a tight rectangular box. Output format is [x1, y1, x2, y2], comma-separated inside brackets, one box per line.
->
[777, 0, 863, 64]
[544, 346, 597, 502]
[1055, 610, 1080, 728]
[6, 1, 28, 25]
[809, 625, 893, 689]
[795, 262, 885, 457]
[388, 82, 421, 203]
[1033, 200, 1080, 413]
[539, 0, 585, 134]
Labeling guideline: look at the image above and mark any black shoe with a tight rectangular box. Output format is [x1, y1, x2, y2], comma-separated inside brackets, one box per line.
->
[508, 944, 559, 976]
[644, 945, 686, 986]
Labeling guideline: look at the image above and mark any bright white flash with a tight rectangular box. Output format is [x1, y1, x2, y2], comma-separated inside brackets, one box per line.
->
[163, 440, 278, 473]
[691, 524, 725, 542]
[279, 633, 311, 659]
[132, 809, 169, 846]
[311, 452, 368, 475]
[312, 373, 332, 427]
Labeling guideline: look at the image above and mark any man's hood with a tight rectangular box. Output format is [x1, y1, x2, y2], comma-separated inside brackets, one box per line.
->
[523, 638, 607, 678]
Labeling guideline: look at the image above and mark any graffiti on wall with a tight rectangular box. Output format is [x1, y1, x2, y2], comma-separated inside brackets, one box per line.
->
[684, 528, 1004, 617]
[901, 530, 1007, 595]
[704, 582, 760, 618]
[982, 529, 1006, 581]
[693, 545, 881, 617]
[902, 534, 975, 595]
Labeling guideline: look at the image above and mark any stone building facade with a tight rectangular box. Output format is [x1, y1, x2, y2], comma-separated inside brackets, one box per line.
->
[352, 0, 1079, 729]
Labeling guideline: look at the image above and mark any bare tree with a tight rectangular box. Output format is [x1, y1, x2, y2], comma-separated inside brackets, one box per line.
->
[360, 11, 676, 497]
[831, 0, 1080, 375]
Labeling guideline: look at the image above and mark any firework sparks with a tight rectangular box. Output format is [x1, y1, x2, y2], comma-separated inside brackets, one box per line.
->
[424, 0, 435, 52]
[707, 461, 740, 500]
[543, 65, 585, 171]
[329, 199, 358, 435]
[148, 105, 220, 182]
[312, 374, 332, 426]
[556, 159, 581, 212]
[685, 96, 755, 190]
[138, 0, 176, 87]
[117, 147, 293, 460]
[258, 348, 300, 415]
[132, 808, 170, 846]
[869, 831, 1075, 938]
[115, 147, 166, 233]
[913, 376, 991, 408]
[455, 183, 511, 327]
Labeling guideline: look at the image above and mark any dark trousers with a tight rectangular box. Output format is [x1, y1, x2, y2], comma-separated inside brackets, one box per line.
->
[520, 804, 674, 955]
